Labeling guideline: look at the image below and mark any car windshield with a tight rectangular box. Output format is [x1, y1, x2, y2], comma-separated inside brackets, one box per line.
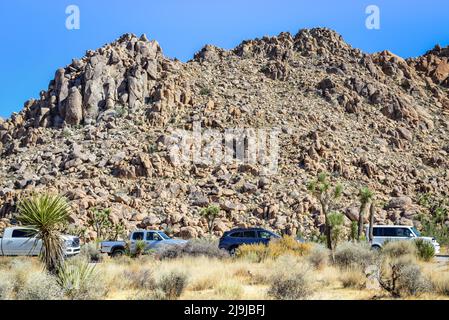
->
[412, 227, 421, 237]
[158, 232, 170, 240]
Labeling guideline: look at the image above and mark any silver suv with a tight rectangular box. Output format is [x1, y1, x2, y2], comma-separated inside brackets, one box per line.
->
[366, 225, 440, 254]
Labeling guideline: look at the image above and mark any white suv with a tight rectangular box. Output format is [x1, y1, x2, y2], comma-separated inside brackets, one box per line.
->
[366, 225, 440, 254]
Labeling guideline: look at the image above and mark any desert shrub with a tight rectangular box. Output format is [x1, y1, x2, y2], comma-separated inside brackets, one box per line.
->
[236, 243, 269, 263]
[123, 268, 156, 290]
[157, 271, 188, 300]
[0, 273, 14, 300]
[56, 261, 107, 300]
[80, 242, 104, 263]
[339, 269, 366, 289]
[376, 255, 432, 297]
[158, 239, 229, 260]
[414, 239, 435, 262]
[307, 244, 330, 270]
[16, 273, 64, 300]
[382, 241, 417, 259]
[134, 240, 147, 257]
[236, 236, 311, 262]
[190, 277, 218, 291]
[431, 274, 449, 296]
[268, 261, 313, 300]
[215, 282, 244, 300]
[333, 242, 375, 270]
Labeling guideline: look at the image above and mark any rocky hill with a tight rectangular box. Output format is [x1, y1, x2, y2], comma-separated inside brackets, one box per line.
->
[1, 28, 448, 240]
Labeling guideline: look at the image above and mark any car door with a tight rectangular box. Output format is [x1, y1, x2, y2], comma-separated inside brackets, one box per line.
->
[145, 231, 163, 249]
[395, 227, 413, 242]
[242, 231, 258, 245]
[9, 229, 39, 256]
[129, 231, 145, 253]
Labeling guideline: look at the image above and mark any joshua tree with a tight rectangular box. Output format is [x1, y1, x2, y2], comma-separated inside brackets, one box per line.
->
[328, 211, 345, 248]
[358, 187, 374, 240]
[199, 205, 220, 235]
[17, 194, 70, 274]
[307, 173, 343, 251]
[368, 200, 376, 243]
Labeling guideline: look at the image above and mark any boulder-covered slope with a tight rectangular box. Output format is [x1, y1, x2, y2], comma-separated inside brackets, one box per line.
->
[1, 28, 448, 239]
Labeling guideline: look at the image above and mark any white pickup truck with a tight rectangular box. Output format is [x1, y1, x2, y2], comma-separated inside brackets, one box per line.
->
[0, 227, 81, 257]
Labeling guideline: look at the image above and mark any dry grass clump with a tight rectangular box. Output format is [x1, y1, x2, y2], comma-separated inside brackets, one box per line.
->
[306, 244, 330, 270]
[339, 269, 366, 289]
[382, 241, 417, 259]
[214, 280, 244, 300]
[158, 239, 229, 260]
[16, 272, 64, 300]
[157, 270, 188, 300]
[237, 236, 311, 262]
[122, 267, 156, 290]
[430, 273, 449, 296]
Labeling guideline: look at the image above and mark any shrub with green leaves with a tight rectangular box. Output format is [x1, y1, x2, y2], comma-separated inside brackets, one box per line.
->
[414, 239, 435, 261]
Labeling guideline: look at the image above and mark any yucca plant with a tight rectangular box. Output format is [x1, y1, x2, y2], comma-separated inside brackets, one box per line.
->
[358, 187, 374, 240]
[56, 261, 96, 300]
[17, 194, 70, 274]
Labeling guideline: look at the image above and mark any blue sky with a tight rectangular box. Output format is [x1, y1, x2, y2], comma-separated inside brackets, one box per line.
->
[1, 0, 448, 118]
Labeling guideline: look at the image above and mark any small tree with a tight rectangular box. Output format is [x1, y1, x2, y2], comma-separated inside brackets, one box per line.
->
[307, 173, 343, 251]
[358, 187, 374, 240]
[328, 212, 345, 249]
[88, 208, 112, 241]
[17, 194, 70, 274]
[199, 205, 220, 235]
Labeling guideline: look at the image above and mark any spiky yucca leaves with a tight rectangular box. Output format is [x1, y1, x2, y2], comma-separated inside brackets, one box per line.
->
[17, 194, 70, 274]
[56, 261, 97, 300]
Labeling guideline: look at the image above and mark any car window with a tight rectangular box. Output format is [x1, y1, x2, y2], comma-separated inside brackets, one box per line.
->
[259, 231, 272, 239]
[146, 232, 160, 241]
[242, 231, 256, 238]
[373, 228, 382, 237]
[382, 228, 397, 237]
[230, 232, 242, 238]
[11, 229, 34, 238]
[132, 232, 144, 241]
[396, 228, 411, 237]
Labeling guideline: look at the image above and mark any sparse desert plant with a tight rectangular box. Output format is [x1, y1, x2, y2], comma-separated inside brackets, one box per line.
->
[17, 194, 70, 274]
[157, 271, 188, 300]
[134, 240, 147, 257]
[381, 240, 417, 259]
[328, 212, 345, 247]
[199, 205, 221, 235]
[123, 268, 156, 290]
[0, 273, 14, 300]
[16, 272, 64, 300]
[339, 268, 366, 289]
[333, 242, 375, 270]
[431, 274, 449, 296]
[375, 255, 432, 297]
[158, 239, 229, 260]
[268, 260, 314, 300]
[307, 172, 343, 251]
[306, 243, 330, 270]
[414, 239, 435, 262]
[215, 281, 244, 300]
[236, 243, 269, 263]
[80, 242, 104, 263]
[56, 261, 106, 300]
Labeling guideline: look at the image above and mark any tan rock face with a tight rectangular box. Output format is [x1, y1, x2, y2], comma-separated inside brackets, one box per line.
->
[1, 28, 449, 240]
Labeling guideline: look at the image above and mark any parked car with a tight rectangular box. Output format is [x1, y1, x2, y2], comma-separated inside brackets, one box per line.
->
[0, 227, 80, 257]
[219, 228, 281, 255]
[100, 230, 187, 257]
[366, 225, 440, 254]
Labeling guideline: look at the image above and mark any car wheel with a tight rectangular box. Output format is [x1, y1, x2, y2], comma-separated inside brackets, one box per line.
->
[371, 245, 381, 251]
[229, 246, 238, 256]
[111, 248, 125, 258]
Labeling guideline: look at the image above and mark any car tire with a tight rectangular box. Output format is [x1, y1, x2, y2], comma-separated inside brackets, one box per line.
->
[371, 245, 381, 251]
[111, 248, 125, 258]
[229, 246, 238, 256]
